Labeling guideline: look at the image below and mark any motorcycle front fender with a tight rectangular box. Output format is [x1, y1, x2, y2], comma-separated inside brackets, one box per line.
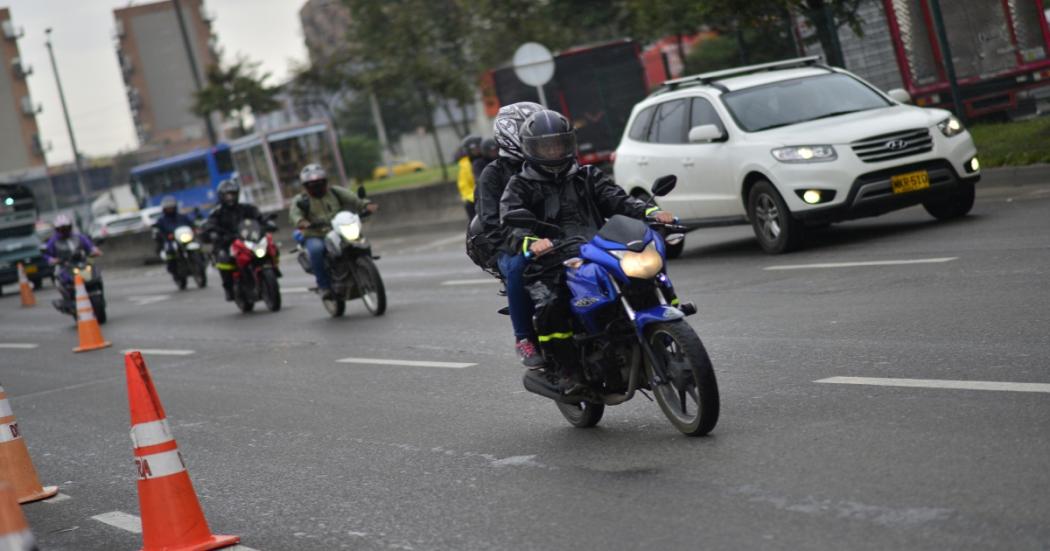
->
[633, 305, 685, 333]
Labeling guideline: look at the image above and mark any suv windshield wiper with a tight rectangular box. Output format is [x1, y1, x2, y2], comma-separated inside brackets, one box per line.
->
[807, 108, 872, 121]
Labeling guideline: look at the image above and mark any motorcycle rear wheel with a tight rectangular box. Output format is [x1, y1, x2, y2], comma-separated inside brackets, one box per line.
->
[261, 268, 281, 312]
[175, 275, 188, 290]
[355, 257, 386, 316]
[556, 400, 605, 428]
[646, 322, 719, 436]
[323, 295, 346, 317]
[193, 255, 207, 288]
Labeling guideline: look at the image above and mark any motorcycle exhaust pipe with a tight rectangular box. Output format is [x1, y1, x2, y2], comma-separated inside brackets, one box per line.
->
[522, 371, 585, 405]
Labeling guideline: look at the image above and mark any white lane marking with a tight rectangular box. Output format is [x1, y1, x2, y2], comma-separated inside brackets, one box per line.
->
[128, 294, 171, 306]
[91, 511, 261, 550]
[122, 348, 195, 356]
[0, 343, 38, 349]
[337, 357, 476, 369]
[816, 376, 1050, 393]
[283, 286, 312, 294]
[92, 511, 142, 533]
[45, 493, 72, 503]
[765, 257, 957, 271]
[440, 278, 497, 286]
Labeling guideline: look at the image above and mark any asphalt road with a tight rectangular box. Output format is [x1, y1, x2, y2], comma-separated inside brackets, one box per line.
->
[1, 181, 1048, 550]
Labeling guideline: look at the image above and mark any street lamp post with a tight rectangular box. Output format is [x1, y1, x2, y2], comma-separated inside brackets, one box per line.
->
[44, 28, 90, 204]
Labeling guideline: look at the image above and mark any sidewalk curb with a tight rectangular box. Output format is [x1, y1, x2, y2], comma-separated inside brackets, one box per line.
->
[980, 164, 1050, 187]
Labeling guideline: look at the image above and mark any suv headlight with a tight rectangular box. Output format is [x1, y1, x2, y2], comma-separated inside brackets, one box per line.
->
[609, 242, 663, 279]
[771, 145, 837, 163]
[937, 116, 964, 137]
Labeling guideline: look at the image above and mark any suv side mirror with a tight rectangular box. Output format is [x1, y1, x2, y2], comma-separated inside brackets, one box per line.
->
[503, 209, 538, 230]
[688, 124, 725, 143]
[651, 175, 677, 197]
[888, 88, 912, 104]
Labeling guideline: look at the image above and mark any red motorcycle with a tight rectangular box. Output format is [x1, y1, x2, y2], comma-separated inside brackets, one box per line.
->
[230, 217, 281, 313]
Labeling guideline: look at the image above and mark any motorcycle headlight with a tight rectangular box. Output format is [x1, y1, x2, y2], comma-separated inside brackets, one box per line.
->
[177, 231, 193, 244]
[254, 247, 266, 258]
[338, 222, 362, 242]
[81, 266, 93, 281]
[937, 115, 964, 137]
[609, 242, 663, 279]
[771, 145, 837, 163]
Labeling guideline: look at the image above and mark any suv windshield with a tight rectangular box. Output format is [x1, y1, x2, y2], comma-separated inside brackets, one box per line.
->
[722, 73, 892, 132]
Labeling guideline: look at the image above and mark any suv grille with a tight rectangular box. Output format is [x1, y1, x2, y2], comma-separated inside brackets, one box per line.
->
[851, 128, 933, 163]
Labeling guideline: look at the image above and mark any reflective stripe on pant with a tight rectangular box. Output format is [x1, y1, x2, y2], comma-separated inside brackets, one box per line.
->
[497, 252, 534, 341]
[304, 237, 330, 289]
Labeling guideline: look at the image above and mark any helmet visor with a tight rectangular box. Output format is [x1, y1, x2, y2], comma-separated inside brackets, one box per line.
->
[522, 132, 577, 165]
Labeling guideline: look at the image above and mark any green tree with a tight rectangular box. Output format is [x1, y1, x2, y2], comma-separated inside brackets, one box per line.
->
[192, 59, 280, 136]
[340, 136, 381, 184]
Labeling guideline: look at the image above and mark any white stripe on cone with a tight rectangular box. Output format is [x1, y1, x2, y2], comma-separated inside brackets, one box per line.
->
[135, 449, 186, 480]
[74, 278, 95, 322]
[0, 529, 34, 549]
[16, 264, 27, 285]
[0, 398, 13, 419]
[130, 420, 174, 448]
[0, 422, 20, 444]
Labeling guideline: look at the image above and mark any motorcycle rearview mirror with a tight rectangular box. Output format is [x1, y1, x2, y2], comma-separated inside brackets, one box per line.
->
[651, 175, 677, 197]
[503, 209, 538, 230]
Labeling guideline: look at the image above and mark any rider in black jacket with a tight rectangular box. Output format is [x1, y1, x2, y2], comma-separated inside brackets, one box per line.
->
[201, 178, 267, 300]
[500, 110, 674, 391]
[471, 102, 545, 367]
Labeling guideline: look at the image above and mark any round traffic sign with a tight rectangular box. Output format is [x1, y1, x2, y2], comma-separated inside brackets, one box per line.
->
[512, 42, 555, 87]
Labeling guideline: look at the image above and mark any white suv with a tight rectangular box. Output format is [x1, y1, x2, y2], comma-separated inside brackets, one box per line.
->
[613, 57, 981, 254]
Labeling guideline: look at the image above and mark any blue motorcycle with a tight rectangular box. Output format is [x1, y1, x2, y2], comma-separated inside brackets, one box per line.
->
[505, 176, 719, 436]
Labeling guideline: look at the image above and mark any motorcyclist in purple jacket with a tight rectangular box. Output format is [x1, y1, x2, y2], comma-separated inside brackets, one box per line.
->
[43, 214, 101, 265]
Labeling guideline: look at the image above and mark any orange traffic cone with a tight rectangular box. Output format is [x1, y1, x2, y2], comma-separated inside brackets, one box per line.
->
[72, 273, 110, 353]
[125, 352, 239, 551]
[15, 264, 33, 308]
[0, 482, 36, 550]
[0, 384, 58, 504]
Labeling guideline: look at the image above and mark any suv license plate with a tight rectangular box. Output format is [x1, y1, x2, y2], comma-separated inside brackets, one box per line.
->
[891, 170, 930, 194]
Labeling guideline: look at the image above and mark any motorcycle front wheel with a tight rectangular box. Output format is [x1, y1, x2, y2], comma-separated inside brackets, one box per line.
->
[261, 267, 281, 312]
[234, 282, 254, 313]
[645, 322, 719, 436]
[90, 294, 107, 325]
[355, 256, 386, 316]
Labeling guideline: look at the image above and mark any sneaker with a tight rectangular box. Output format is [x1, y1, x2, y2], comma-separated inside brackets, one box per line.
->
[515, 339, 545, 369]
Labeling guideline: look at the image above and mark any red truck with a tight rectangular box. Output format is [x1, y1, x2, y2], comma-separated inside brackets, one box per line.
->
[798, 0, 1050, 119]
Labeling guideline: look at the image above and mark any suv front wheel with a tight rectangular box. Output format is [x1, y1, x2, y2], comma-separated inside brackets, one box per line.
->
[748, 181, 804, 254]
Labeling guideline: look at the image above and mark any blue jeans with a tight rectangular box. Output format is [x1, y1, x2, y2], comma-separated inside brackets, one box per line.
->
[304, 237, 330, 289]
[498, 252, 534, 341]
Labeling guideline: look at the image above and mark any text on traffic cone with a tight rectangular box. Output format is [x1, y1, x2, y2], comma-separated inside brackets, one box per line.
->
[73, 273, 110, 353]
[15, 264, 33, 308]
[0, 384, 57, 504]
[125, 352, 239, 551]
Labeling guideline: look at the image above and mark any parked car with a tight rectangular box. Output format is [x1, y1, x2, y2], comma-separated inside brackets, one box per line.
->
[140, 206, 164, 227]
[89, 212, 146, 242]
[372, 160, 426, 179]
[613, 57, 981, 255]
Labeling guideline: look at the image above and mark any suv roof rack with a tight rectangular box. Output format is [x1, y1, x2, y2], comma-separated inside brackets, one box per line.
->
[650, 56, 830, 96]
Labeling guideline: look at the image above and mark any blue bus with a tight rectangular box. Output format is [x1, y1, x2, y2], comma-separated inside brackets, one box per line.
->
[130, 144, 235, 210]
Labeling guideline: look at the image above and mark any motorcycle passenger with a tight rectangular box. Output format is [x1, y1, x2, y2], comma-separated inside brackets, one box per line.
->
[152, 195, 195, 274]
[472, 101, 544, 367]
[473, 138, 498, 180]
[202, 178, 267, 301]
[44, 214, 101, 266]
[289, 164, 377, 298]
[500, 110, 675, 393]
[457, 135, 482, 222]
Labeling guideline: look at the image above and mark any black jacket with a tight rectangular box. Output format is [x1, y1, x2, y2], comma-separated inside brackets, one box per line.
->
[201, 203, 264, 245]
[499, 163, 648, 254]
[475, 157, 523, 254]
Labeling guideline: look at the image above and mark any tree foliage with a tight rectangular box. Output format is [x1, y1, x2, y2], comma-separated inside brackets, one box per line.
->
[192, 59, 280, 135]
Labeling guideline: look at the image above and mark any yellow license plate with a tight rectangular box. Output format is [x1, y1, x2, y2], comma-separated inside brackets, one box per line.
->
[890, 170, 930, 194]
[24, 264, 37, 274]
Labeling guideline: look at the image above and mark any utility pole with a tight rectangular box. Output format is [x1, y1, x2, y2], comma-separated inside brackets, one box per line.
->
[928, 0, 966, 124]
[44, 28, 89, 203]
[171, 0, 218, 145]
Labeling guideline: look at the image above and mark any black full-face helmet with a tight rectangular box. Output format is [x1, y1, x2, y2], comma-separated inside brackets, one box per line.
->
[481, 138, 498, 160]
[299, 163, 328, 198]
[519, 110, 577, 177]
[217, 178, 240, 207]
[161, 195, 178, 216]
[460, 135, 482, 158]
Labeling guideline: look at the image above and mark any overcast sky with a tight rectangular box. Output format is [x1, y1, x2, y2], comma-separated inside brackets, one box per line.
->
[9, 0, 308, 165]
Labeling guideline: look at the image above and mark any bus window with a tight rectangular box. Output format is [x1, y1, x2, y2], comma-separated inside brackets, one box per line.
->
[214, 149, 234, 175]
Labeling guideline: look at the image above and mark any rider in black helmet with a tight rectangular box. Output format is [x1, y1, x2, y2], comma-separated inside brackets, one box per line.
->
[152, 195, 195, 273]
[201, 178, 267, 300]
[500, 110, 675, 393]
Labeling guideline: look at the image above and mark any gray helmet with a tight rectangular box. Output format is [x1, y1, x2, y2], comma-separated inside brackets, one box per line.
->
[161, 195, 178, 212]
[299, 163, 327, 185]
[217, 178, 240, 207]
[493, 102, 543, 160]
